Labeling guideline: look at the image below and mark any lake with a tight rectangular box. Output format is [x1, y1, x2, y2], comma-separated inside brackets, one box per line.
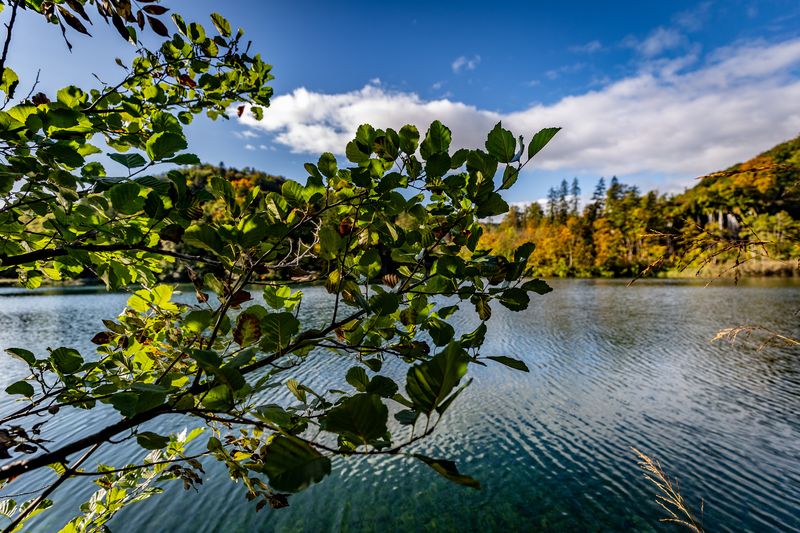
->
[0, 279, 798, 532]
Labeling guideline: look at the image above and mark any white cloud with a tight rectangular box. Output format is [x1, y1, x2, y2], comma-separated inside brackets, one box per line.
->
[234, 130, 259, 139]
[244, 144, 256, 151]
[451, 55, 480, 73]
[626, 27, 688, 57]
[545, 62, 585, 80]
[673, 2, 712, 31]
[236, 38, 800, 186]
[570, 40, 602, 54]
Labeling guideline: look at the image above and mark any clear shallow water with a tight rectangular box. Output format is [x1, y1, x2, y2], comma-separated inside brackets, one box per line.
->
[0, 280, 799, 532]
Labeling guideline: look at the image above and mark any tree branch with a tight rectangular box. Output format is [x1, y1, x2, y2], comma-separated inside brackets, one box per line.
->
[0, 0, 19, 77]
[0, 407, 167, 482]
[0, 243, 221, 268]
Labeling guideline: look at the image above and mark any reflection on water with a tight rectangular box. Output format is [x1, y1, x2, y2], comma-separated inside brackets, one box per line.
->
[0, 279, 799, 532]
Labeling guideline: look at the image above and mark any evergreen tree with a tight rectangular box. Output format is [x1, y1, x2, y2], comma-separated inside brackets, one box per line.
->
[570, 177, 581, 215]
[558, 179, 570, 223]
[592, 177, 607, 211]
[546, 187, 559, 222]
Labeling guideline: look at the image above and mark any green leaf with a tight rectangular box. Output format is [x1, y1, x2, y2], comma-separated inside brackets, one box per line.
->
[184, 310, 213, 333]
[108, 152, 146, 169]
[136, 432, 170, 450]
[345, 140, 369, 163]
[260, 313, 300, 352]
[425, 317, 454, 347]
[145, 131, 188, 161]
[460, 323, 486, 349]
[500, 165, 519, 190]
[369, 291, 399, 316]
[50, 347, 83, 374]
[210, 12, 231, 37]
[0, 174, 14, 194]
[201, 384, 233, 410]
[317, 152, 337, 179]
[366, 376, 398, 398]
[394, 409, 418, 425]
[286, 379, 306, 403]
[5, 380, 34, 397]
[317, 226, 341, 260]
[486, 356, 529, 372]
[109, 392, 138, 417]
[405, 343, 468, 414]
[183, 225, 224, 256]
[420, 121, 452, 160]
[527, 127, 560, 160]
[399, 124, 420, 154]
[0, 67, 18, 98]
[187, 22, 206, 43]
[190, 349, 222, 373]
[412, 454, 480, 489]
[259, 435, 331, 492]
[471, 294, 492, 321]
[485, 122, 516, 163]
[5, 348, 35, 366]
[165, 153, 201, 165]
[108, 182, 144, 215]
[514, 242, 536, 264]
[322, 393, 388, 445]
[43, 143, 84, 168]
[476, 192, 509, 218]
[346, 366, 369, 392]
[522, 279, 553, 295]
[498, 287, 530, 311]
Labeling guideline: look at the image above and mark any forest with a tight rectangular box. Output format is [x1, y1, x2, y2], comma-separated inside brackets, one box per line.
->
[479, 134, 800, 277]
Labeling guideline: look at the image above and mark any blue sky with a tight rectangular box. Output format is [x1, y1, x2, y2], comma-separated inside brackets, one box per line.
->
[7, 0, 800, 202]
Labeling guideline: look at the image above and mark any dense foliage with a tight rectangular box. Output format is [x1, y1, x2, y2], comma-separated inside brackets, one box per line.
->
[0, 2, 558, 531]
[480, 135, 800, 277]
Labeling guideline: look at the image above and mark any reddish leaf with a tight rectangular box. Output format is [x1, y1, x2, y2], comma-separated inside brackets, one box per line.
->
[57, 6, 91, 35]
[65, 0, 91, 22]
[91, 332, 114, 345]
[147, 15, 170, 37]
[177, 73, 197, 88]
[111, 14, 132, 42]
[228, 290, 252, 308]
[233, 313, 261, 347]
[143, 5, 169, 15]
[32, 93, 50, 106]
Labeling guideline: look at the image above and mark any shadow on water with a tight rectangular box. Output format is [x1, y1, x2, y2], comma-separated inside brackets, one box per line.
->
[0, 280, 798, 532]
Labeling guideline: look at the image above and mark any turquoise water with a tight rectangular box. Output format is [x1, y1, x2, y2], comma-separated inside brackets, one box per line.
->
[0, 279, 798, 532]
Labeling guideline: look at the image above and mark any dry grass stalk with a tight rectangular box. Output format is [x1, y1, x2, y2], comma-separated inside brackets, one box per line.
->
[633, 218, 774, 286]
[632, 447, 705, 533]
[712, 324, 800, 349]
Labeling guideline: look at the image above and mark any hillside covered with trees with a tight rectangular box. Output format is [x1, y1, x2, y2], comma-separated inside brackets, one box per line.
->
[478, 134, 800, 277]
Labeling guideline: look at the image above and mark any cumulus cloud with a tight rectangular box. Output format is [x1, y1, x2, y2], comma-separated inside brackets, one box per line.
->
[451, 55, 480, 73]
[236, 37, 800, 182]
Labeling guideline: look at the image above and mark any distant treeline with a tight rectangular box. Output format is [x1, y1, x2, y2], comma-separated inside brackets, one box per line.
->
[478, 135, 800, 277]
[5, 137, 799, 284]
